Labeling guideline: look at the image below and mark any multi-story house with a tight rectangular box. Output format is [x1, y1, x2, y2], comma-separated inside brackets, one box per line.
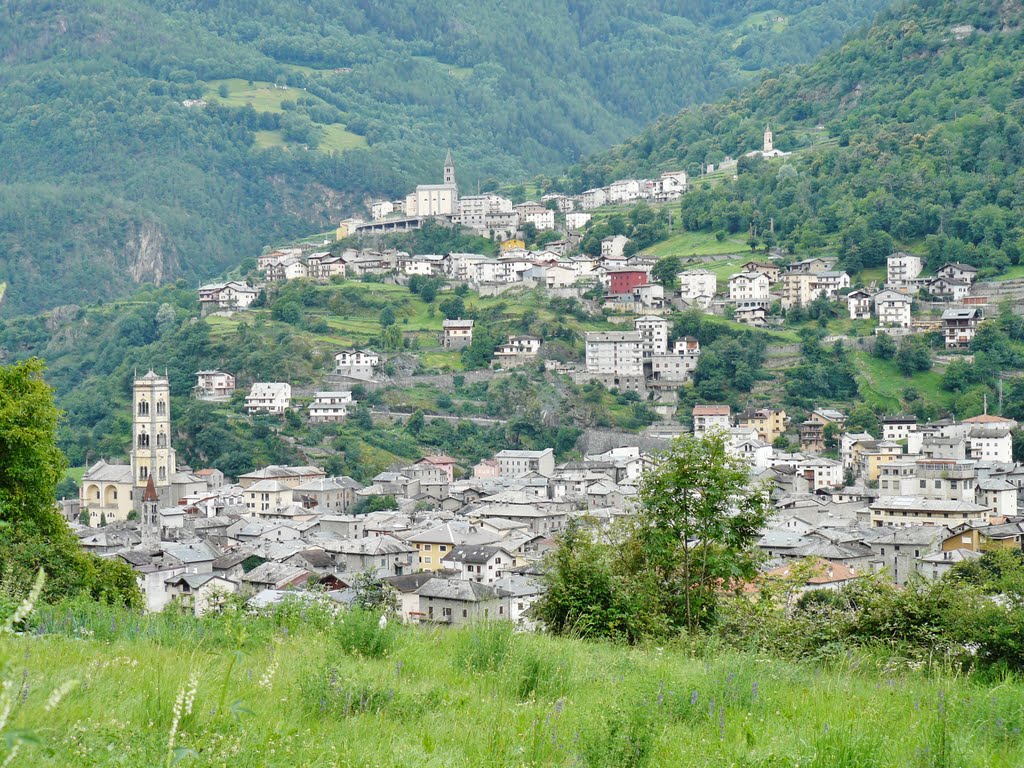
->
[442, 318, 474, 349]
[936, 262, 978, 284]
[800, 409, 846, 452]
[308, 391, 354, 423]
[874, 289, 913, 328]
[334, 349, 380, 378]
[737, 408, 788, 443]
[942, 307, 982, 349]
[634, 316, 670, 358]
[513, 201, 555, 231]
[245, 383, 291, 414]
[815, 271, 851, 299]
[728, 271, 771, 302]
[886, 252, 923, 288]
[585, 331, 644, 377]
[781, 272, 818, 309]
[692, 404, 731, 437]
[193, 371, 236, 401]
[579, 188, 608, 210]
[847, 289, 873, 320]
[678, 269, 718, 306]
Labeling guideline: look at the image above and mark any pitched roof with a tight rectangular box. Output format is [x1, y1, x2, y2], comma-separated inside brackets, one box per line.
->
[414, 578, 502, 601]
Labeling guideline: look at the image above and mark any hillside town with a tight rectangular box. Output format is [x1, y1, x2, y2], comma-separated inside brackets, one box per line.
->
[65, 362, 1024, 622]
[64, 146, 1024, 625]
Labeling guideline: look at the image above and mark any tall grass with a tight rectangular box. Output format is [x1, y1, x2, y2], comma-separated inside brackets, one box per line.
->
[0, 598, 1020, 766]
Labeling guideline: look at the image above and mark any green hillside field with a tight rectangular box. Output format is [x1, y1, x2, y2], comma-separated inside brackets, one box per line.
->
[7, 599, 1023, 767]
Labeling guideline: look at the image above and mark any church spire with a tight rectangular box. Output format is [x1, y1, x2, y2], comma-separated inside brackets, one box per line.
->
[443, 148, 455, 186]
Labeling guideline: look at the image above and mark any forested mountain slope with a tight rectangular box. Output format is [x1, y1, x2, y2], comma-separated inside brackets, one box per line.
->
[568, 0, 1024, 275]
[0, 0, 891, 314]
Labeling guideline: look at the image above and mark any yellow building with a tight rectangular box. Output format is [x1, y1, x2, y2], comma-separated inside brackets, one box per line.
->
[405, 522, 498, 572]
[737, 408, 788, 443]
[500, 239, 526, 252]
[856, 440, 904, 482]
[336, 218, 363, 240]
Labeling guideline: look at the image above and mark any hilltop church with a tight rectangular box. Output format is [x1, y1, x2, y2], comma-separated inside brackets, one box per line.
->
[747, 125, 790, 160]
[79, 370, 206, 524]
[404, 150, 459, 217]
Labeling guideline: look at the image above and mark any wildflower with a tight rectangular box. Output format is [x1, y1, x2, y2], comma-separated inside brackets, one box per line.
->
[2, 569, 45, 635]
[167, 671, 199, 760]
[751, 682, 759, 702]
[690, 690, 699, 706]
[44, 680, 79, 712]
[258, 657, 279, 689]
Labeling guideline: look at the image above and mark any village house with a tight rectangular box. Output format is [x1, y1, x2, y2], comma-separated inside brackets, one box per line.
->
[787, 257, 833, 274]
[565, 211, 592, 230]
[737, 408, 789, 443]
[923, 276, 971, 302]
[873, 289, 913, 328]
[800, 409, 846, 453]
[334, 349, 380, 378]
[294, 477, 362, 514]
[416, 455, 458, 484]
[237, 465, 326, 489]
[882, 415, 918, 442]
[513, 201, 555, 231]
[677, 269, 717, 307]
[740, 261, 781, 283]
[780, 272, 818, 309]
[317, 535, 417, 578]
[868, 497, 992, 528]
[847, 289, 873, 320]
[193, 371, 235, 401]
[606, 267, 648, 296]
[941, 307, 982, 349]
[734, 305, 768, 327]
[493, 335, 542, 366]
[579, 188, 607, 210]
[245, 382, 291, 414]
[692, 404, 731, 437]
[441, 318, 474, 349]
[886, 252, 923, 289]
[407, 522, 501, 571]
[601, 235, 630, 259]
[937, 262, 978, 284]
[649, 336, 701, 384]
[244, 480, 294, 514]
[728, 271, 771, 303]
[308, 391, 354, 423]
[814, 271, 852, 299]
[441, 545, 516, 584]
[370, 200, 394, 220]
[415, 578, 507, 625]
[198, 281, 259, 314]
[496, 449, 556, 478]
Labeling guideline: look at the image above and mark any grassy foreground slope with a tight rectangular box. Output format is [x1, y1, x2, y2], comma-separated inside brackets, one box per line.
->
[10, 601, 1024, 767]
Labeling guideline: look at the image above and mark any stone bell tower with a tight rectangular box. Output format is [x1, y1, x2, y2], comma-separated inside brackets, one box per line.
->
[130, 370, 176, 510]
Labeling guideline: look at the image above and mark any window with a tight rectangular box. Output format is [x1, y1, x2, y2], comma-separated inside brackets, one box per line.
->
[442, 607, 452, 617]
[140, 467, 148, 480]
[137, 433, 150, 448]
[439, 545, 447, 552]
[919, 480, 926, 489]
[423, 544, 431, 551]
[462, 609, 467, 618]
[156, 401, 166, 416]
[423, 556, 431, 564]
[138, 401, 149, 416]
[934, 480, 941, 489]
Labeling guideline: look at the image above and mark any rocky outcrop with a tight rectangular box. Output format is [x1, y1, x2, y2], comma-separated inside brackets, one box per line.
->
[124, 220, 179, 286]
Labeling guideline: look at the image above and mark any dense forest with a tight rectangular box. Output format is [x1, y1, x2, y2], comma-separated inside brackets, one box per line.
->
[0, 0, 892, 315]
[567, 0, 1024, 275]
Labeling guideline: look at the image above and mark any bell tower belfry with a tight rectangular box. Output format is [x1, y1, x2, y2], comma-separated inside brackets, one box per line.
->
[130, 370, 176, 509]
[763, 124, 774, 154]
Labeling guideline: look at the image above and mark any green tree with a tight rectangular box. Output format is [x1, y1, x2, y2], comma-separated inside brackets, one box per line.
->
[379, 306, 396, 327]
[627, 432, 772, 632]
[650, 256, 682, 288]
[0, 359, 140, 606]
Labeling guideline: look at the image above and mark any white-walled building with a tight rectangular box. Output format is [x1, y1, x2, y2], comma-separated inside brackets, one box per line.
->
[678, 269, 717, 306]
[456, 195, 517, 233]
[847, 289, 873, 320]
[245, 383, 292, 414]
[692, 405, 731, 437]
[496, 449, 555, 478]
[371, 200, 395, 220]
[565, 212, 592, 230]
[585, 331, 644, 376]
[514, 202, 555, 231]
[634, 316, 670, 358]
[199, 281, 259, 312]
[728, 271, 771, 302]
[334, 349, 380, 378]
[194, 371, 236, 401]
[579, 188, 607, 210]
[601, 235, 630, 259]
[886, 252, 923, 288]
[442, 319, 474, 349]
[874, 289, 913, 328]
[308, 391, 354, 423]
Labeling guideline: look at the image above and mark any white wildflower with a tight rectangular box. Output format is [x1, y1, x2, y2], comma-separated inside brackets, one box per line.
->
[258, 656, 279, 690]
[378, 613, 388, 630]
[0, 741, 20, 768]
[2, 569, 45, 635]
[45, 680, 79, 712]
[167, 671, 199, 756]
[0, 680, 16, 733]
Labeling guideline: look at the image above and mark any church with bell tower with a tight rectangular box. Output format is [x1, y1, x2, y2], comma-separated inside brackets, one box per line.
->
[130, 369, 178, 509]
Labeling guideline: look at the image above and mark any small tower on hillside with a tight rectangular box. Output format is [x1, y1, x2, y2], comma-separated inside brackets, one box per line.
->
[443, 148, 456, 186]
[130, 369, 177, 510]
[763, 124, 774, 154]
[141, 475, 160, 550]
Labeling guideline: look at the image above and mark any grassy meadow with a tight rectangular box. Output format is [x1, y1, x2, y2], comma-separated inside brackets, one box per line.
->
[6, 599, 1023, 767]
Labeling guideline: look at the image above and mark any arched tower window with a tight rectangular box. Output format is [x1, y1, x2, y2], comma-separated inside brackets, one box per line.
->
[140, 466, 148, 480]
[156, 433, 167, 448]
[156, 400, 166, 416]
[138, 433, 150, 448]
[138, 401, 150, 416]
[158, 466, 166, 481]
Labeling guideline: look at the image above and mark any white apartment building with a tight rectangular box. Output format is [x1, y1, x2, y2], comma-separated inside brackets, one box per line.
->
[493, 335, 542, 362]
[873, 289, 913, 328]
[457, 195, 517, 231]
[815, 271, 851, 299]
[496, 449, 555, 478]
[334, 349, 380, 378]
[245, 383, 292, 414]
[585, 331, 644, 376]
[968, 428, 1012, 463]
[601, 235, 630, 259]
[728, 271, 771, 302]
[650, 337, 701, 383]
[513, 202, 555, 231]
[198, 281, 259, 311]
[607, 179, 641, 203]
[634, 316, 670, 358]
[565, 212, 592, 230]
[579, 188, 607, 210]
[886, 252, 923, 287]
[371, 200, 394, 220]
[678, 269, 717, 306]
[308, 391, 354, 423]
